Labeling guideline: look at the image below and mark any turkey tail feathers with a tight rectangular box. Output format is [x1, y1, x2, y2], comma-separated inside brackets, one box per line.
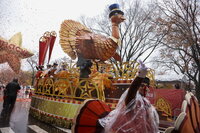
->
[59, 20, 91, 60]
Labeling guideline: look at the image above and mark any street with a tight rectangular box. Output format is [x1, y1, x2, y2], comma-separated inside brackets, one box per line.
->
[0, 96, 72, 133]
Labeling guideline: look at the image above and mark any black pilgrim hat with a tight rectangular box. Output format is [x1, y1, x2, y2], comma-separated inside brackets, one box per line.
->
[47, 64, 52, 67]
[109, 3, 124, 18]
[53, 62, 58, 66]
[38, 65, 44, 70]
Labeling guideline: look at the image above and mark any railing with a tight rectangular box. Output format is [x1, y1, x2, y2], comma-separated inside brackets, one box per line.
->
[155, 97, 172, 117]
[34, 61, 156, 101]
[35, 77, 105, 101]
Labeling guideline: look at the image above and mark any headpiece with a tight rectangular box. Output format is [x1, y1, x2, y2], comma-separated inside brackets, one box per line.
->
[109, 3, 124, 18]
[53, 62, 58, 66]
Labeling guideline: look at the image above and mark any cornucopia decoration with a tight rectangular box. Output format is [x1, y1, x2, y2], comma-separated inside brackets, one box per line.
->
[38, 31, 57, 67]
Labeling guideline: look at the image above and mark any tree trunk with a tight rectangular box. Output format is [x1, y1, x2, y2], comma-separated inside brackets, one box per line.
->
[195, 85, 200, 102]
[31, 72, 35, 86]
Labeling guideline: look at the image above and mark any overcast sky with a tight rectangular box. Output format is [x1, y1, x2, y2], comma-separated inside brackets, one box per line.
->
[0, 0, 116, 62]
[0, 0, 184, 81]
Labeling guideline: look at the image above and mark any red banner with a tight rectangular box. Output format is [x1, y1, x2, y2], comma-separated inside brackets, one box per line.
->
[146, 88, 186, 116]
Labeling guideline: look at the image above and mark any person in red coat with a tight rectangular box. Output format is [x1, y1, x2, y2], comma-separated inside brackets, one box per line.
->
[34, 66, 44, 93]
[35, 65, 44, 78]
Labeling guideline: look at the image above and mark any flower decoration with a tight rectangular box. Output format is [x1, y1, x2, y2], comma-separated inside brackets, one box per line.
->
[0, 32, 34, 73]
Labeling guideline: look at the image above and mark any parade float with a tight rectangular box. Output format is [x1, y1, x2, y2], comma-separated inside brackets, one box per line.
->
[30, 58, 186, 130]
[29, 3, 200, 133]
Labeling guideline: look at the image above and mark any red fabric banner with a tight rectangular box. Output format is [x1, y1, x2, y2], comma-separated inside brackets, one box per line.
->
[146, 88, 186, 116]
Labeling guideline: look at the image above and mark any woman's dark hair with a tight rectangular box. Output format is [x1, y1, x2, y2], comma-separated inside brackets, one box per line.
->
[13, 78, 18, 83]
[142, 77, 150, 86]
[175, 83, 180, 89]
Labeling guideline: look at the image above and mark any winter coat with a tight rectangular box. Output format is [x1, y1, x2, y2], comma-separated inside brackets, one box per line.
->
[5, 81, 21, 96]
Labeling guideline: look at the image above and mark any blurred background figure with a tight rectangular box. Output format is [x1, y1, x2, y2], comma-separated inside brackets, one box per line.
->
[174, 83, 180, 89]
[25, 88, 30, 98]
[1, 78, 21, 116]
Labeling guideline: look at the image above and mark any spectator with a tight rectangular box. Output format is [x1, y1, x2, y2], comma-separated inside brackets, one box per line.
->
[98, 61, 159, 133]
[1, 78, 21, 116]
[25, 89, 29, 98]
[138, 77, 150, 97]
[175, 83, 180, 89]
[29, 89, 33, 98]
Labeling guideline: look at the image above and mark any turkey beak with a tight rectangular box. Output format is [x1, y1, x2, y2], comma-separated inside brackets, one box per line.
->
[121, 16, 126, 22]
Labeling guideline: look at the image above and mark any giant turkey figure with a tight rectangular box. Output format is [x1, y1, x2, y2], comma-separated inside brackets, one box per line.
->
[59, 4, 125, 62]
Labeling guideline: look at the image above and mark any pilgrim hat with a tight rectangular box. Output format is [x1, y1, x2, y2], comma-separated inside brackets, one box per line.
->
[109, 3, 124, 18]
[46, 64, 52, 68]
[53, 62, 58, 66]
[38, 65, 44, 70]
